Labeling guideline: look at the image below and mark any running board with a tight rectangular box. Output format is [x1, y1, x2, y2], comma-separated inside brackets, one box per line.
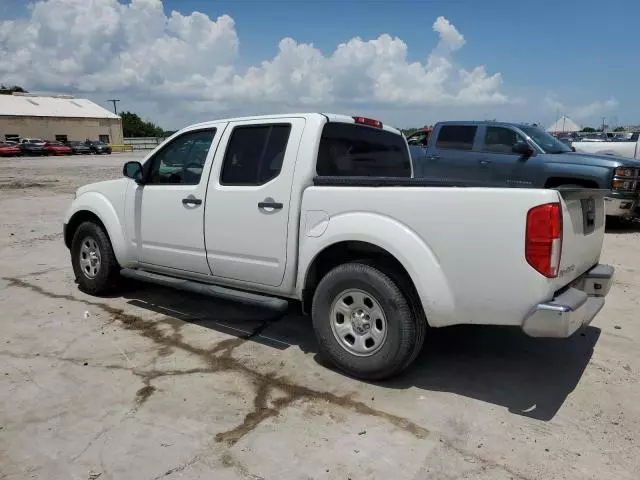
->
[120, 268, 289, 312]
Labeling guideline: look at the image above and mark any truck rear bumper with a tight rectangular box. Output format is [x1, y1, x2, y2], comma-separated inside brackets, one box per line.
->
[605, 196, 636, 217]
[522, 264, 614, 338]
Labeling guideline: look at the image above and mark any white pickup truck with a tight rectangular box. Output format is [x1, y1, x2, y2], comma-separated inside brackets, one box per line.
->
[573, 133, 640, 160]
[64, 113, 614, 379]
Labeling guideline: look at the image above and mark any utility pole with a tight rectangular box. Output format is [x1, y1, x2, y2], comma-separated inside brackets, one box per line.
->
[107, 99, 120, 115]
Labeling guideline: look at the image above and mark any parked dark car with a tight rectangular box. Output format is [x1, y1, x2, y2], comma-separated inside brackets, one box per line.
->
[20, 139, 47, 156]
[85, 140, 112, 154]
[66, 141, 92, 155]
[410, 121, 640, 218]
[0, 142, 22, 156]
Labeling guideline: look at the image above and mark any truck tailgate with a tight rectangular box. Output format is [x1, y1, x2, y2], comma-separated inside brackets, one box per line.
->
[553, 188, 607, 289]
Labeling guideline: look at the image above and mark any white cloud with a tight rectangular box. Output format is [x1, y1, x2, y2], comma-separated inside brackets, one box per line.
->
[544, 95, 619, 121]
[432, 16, 465, 52]
[571, 98, 618, 119]
[0, 0, 510, 127]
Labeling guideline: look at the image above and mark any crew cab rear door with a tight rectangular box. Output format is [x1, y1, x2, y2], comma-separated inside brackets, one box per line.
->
[422, 124, 481, 183]
[204, 117, 306, 287]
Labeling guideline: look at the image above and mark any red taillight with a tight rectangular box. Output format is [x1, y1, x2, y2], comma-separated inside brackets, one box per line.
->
[526, 203, 562, 278]
[353, 116, 382, 128]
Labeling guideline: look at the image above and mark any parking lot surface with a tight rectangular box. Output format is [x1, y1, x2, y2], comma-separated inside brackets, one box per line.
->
[1, 154, 639, 480]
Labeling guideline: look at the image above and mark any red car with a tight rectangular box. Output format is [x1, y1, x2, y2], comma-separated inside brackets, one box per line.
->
[0, 142, 22, 156]
[44, 141, 73, 155]
[406, 127, 432, 146]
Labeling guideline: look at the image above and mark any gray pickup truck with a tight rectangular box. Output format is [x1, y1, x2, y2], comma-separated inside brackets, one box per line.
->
[409, 121, 640, 217]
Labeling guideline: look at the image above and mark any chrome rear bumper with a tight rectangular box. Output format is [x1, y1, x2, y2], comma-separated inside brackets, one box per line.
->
[522, 264, 614, 338]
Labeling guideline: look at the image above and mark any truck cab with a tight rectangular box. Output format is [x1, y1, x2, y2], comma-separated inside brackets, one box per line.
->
[411, 121, 640, 217]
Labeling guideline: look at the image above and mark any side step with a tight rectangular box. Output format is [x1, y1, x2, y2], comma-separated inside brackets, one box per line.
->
[120, 268, 289, 312]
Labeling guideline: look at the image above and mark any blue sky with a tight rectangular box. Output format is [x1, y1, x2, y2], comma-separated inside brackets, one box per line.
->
[0, 0, 638, 129]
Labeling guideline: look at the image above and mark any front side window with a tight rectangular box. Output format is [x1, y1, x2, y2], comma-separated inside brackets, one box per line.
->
[520, 126, 571, 154]
[220, 124, 291, 186]
[435, 125, 477, 151]
[316, 123, 410, 177]
[146, 129, 215, 185]
[483, 127, 525, 154]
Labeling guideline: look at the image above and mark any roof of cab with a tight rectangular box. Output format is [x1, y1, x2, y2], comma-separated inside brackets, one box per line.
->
[435, 120, 539, 129]
[187, 113, 402, 136]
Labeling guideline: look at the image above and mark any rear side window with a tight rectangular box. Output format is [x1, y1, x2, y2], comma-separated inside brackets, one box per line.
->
[316, 123, 410, 177]
[220, 124, 291, 186]
[435, 125, 477, 151]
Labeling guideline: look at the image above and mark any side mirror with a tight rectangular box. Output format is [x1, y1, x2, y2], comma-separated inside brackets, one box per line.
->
[513, 142, 534, 156]
[123, 161, 144, 183]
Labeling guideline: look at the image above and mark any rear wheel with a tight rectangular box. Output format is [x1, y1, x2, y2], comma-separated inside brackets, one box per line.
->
[312, 262, 422, 380]
[71, 221, 120, 295]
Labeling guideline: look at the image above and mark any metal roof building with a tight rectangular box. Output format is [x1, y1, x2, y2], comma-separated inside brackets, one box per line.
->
[0, 93, 123, 145]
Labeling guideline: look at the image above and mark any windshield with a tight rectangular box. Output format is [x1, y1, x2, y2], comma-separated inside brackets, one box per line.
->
[520, 126, 572, 154]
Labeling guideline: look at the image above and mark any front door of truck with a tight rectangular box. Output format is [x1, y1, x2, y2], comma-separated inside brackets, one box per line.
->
[204, 118, 305, 287]
[127, 127, 222, 274]
[477, 125, 540, 187]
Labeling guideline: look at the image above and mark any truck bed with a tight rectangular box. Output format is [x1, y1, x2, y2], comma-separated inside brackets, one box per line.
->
[299, 183, 606, 329]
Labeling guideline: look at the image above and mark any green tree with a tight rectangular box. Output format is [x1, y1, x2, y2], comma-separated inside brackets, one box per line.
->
[0, 84, 27, 95]
[121, 111, 166, 137]
[614, 126, 626, 132]
[581, 127, 596, 133]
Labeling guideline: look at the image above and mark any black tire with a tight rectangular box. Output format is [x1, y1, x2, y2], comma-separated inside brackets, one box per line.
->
[312, 262, 422, 380]
[71, 221, 120, 295]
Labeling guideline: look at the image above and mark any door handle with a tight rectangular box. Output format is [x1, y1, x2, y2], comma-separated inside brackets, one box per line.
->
[426, 153, 440, 161]
[478, 159, 492, 166]
[258, 201, 283, 210]
[182, 197, 202, 206]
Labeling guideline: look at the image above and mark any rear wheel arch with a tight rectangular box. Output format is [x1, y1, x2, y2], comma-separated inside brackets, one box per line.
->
[301, 241, 423, 319]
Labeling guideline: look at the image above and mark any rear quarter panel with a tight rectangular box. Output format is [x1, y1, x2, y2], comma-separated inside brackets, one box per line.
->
[298, 186, 578, 328]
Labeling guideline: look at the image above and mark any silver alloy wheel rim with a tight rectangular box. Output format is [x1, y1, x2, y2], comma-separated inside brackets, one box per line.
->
[329, 289, 388, 356]
[79, 237, 101, 279]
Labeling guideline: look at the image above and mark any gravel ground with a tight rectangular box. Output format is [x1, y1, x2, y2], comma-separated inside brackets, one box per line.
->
[1, 154, 639, 480]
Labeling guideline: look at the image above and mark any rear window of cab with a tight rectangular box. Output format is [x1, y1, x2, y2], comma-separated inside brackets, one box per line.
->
[316, 123, 411, 177]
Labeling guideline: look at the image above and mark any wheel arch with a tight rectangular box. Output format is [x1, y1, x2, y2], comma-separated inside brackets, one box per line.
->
[65, 210, 106, 248]
[64, 194, 128, 265]
[301, 241, 416, 311]
[544, 176, 600, 189]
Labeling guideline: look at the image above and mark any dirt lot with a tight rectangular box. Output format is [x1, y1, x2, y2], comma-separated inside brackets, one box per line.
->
[1, 154, 639, 480]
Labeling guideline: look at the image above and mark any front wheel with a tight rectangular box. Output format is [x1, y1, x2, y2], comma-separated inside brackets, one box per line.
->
[71, 221, 120, 295]
[312, 262, 423, 380]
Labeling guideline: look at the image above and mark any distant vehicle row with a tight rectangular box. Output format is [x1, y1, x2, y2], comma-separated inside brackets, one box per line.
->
[0, 138, 112, 156]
